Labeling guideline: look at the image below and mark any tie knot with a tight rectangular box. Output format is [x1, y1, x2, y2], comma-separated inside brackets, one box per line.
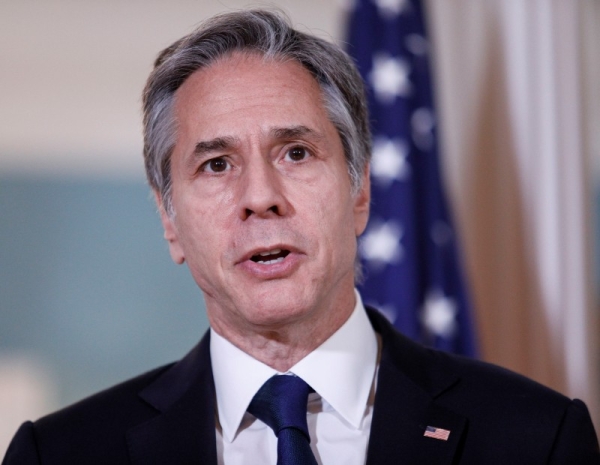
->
[248, 375, 311, 439]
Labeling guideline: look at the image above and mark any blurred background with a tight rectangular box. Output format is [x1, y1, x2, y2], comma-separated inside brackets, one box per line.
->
[1, 0, 599, 453]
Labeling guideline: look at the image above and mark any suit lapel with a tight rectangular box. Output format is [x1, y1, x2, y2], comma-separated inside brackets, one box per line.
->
[366, 309, 467, 465]
[124, 309, 467, 464]
[126, 333, 218, 465]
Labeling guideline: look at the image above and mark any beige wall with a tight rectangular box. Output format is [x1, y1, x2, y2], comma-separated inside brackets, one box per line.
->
[0, 0, 345, 177]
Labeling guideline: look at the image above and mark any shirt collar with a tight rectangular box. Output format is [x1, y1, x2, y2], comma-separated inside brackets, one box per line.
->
[210, 290, 378, 442]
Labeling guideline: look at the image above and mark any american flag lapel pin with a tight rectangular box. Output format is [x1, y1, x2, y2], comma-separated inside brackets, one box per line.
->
[424, 425, 451, 441]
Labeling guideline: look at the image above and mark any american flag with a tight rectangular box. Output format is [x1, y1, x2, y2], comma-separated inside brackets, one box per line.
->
[424, 425, 451, 441]
[346, 0, 478, 356]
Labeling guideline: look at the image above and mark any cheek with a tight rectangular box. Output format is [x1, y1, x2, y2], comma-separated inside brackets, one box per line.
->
[312, 188, 358, 256]
[176, 182, 237, 229]
[173, 201, 223, 262]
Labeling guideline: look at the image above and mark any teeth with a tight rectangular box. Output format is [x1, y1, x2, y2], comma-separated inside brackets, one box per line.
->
[258, 257, 285, 265]
[250, 248, 289, 264]
[259, 248, 281, 256]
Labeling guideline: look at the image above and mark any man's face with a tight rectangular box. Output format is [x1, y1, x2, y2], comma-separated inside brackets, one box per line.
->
[158, 52, 370, 336]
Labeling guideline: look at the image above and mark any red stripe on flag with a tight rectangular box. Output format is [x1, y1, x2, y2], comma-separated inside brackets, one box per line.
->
[424, 426, 450, 441]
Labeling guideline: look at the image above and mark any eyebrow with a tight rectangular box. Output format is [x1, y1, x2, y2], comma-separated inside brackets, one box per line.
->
[194, 136, 238, 155]
[191, 125, 324, 157]
[271, 125, 324, 141]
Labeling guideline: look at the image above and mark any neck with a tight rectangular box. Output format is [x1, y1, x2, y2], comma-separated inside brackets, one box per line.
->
[208, 293, 356, 372]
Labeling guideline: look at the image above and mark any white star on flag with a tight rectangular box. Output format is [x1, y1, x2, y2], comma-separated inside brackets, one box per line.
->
[369, 54, 411, 104]
[431, 220, 453, 246]
[411, 107, 435, 151]
[421, 291, 457, 338]
[372, 0, 410, 19]
[360, 220, 403, 267]
[348, 0, 478, 356]
[405, 34, 429, 56]
[371, 137, 410, 186]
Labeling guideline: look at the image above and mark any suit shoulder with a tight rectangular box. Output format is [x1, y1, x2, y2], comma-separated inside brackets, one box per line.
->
[372, 308, 584, 431]
[440, 349, 569, 402]
[5, 335, 213, 464]
[21, 363, 174, 462]
[38, 363, 174, 428]
[398, 335, 575, 420]
[371, 310, 599, 461]
[434, 351, 599, 460]
[371, 307, 572, 409]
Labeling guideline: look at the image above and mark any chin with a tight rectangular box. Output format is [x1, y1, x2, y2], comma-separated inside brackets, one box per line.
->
[239, 294, 315, 329]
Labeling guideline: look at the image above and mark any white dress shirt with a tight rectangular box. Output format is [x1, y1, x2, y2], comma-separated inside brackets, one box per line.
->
[210, 290, 379, 465]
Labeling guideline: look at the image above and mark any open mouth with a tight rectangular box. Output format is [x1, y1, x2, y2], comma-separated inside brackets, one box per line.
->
[250, 248, 290, 265]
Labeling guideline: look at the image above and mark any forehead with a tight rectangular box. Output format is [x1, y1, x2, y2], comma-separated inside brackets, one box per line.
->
[172, 52, 334, 141]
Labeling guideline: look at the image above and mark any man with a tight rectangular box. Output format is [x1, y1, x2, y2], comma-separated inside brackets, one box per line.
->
[3, 9, 599, 465]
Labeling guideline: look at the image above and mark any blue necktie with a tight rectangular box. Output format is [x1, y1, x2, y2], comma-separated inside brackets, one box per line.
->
[248, 375, 318, 465]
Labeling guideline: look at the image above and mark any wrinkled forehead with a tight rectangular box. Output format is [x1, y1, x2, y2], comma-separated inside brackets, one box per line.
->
[171, 52, 340, 149]
[171, 50, 336, 137]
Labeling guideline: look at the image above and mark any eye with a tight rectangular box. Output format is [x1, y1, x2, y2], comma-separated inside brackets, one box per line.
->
[284, 146, 310, 162]
[201, 157, 230, 173]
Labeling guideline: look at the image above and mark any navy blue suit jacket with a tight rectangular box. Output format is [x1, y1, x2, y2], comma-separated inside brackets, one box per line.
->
[3, 309, 599, 464]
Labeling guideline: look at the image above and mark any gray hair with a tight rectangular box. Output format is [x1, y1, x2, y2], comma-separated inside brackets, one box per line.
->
[142, 9, 371, 215]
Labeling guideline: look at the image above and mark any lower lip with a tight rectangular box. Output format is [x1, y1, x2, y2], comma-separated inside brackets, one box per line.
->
[238, 252, 301, 279]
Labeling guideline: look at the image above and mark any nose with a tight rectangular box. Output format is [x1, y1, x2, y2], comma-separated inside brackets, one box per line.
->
[239, 157, 289, 220]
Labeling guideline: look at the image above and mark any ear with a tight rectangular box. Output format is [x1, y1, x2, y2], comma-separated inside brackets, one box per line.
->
[154, 191, 185, 265]
[353, 164, 371, 236]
